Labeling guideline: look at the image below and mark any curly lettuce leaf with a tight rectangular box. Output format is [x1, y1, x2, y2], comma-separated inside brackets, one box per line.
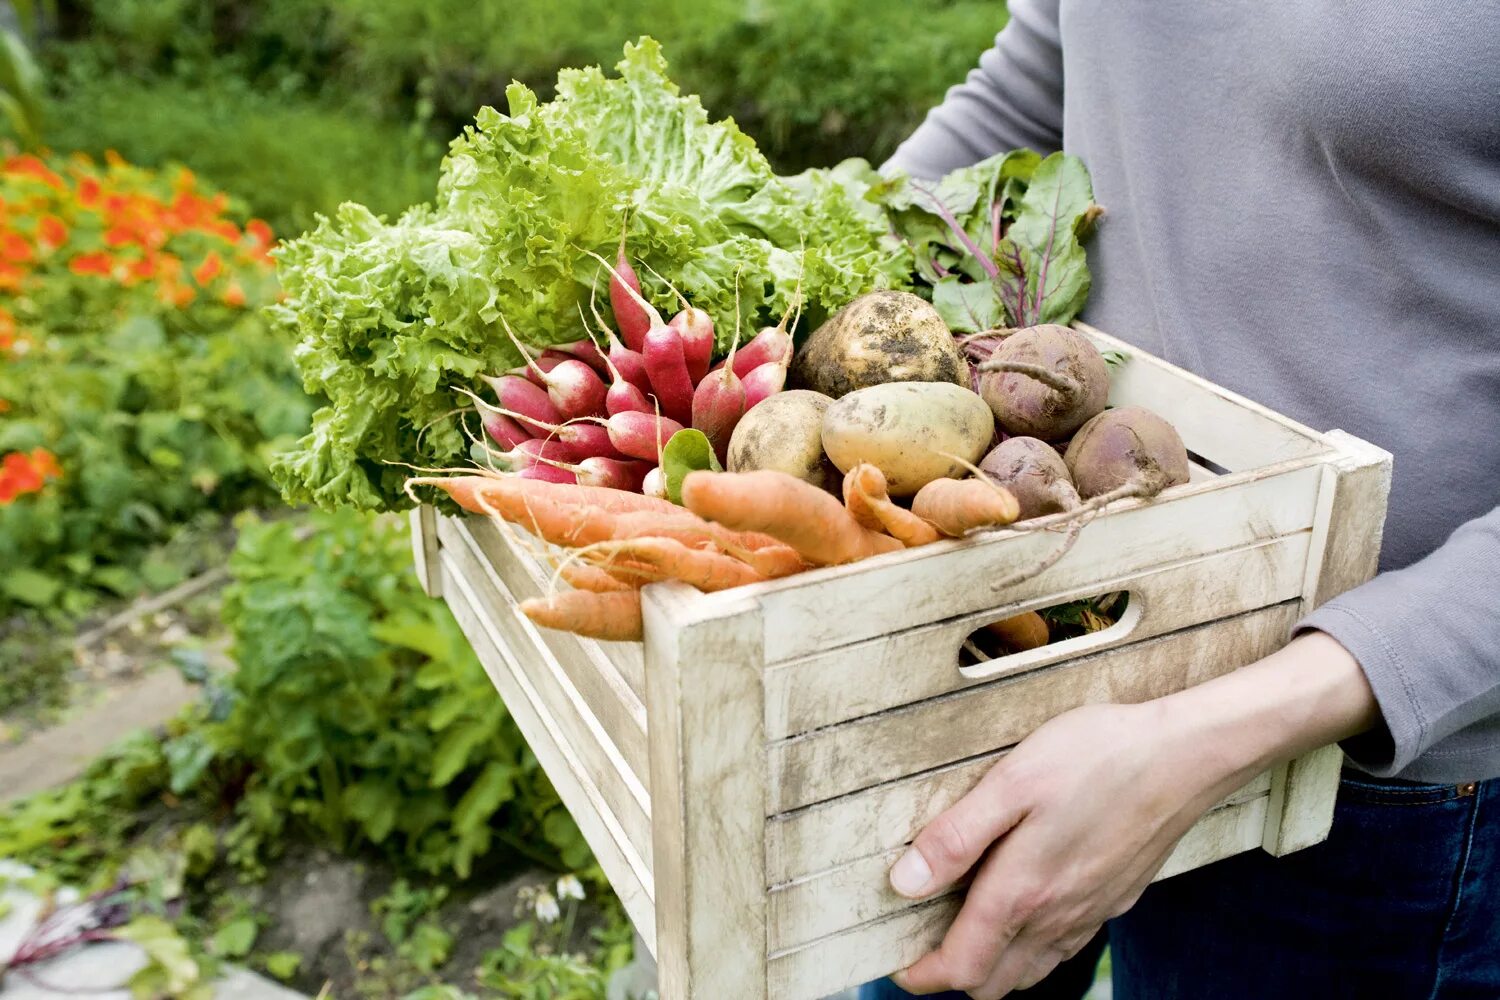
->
[271, 39, 909, 511]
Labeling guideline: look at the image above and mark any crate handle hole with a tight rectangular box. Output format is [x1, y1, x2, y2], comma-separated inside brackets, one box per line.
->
[958, 590, 1141, 681]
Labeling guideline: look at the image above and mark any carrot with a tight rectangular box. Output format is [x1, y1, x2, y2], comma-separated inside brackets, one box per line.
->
[984, 611, 1050, 652]
[911, 477, 1021, 537]
[842, 464, 941, 548]
[521, 590, 643, 641]
[556, 563, 636, 593]
[585, 537, 766, 592]
[681, 470, 904, 566]
[407, 475, 677, 518]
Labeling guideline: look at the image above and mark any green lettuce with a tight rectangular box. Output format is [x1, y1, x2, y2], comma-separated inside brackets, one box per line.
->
[271, 38, 909, 511]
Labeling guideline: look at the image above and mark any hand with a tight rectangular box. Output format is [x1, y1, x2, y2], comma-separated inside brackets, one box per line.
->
[887, 700, 1218, 997]
[887, 631, 1379, 998]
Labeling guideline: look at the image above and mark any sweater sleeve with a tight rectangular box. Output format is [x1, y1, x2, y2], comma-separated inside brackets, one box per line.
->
[883, 0, 1065, 180]
[1298, 506, 1500, 776]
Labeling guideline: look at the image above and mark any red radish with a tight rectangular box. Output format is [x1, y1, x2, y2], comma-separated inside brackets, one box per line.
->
[502, 316, 609, 418]
[581, 306, 656, 416]
[609, 227, 652, 352]
[643, 326, 696, 425]
[587, 280, 653, 393]
[516, 351, 569, 389]
[518, 463, 578, 485]
[481, 411, 533, 450]
[691, 283, 749, 461]
[493, 436, 578, 467]
[557, 338, 610, 376]
[595, 411, 685, 462]
[642, 467, 667, 500]
[531, 454, 651, 492]
[731, 326, 793, 378]
[741, 359, 788, 410]
[482, 375, 563, 433]
[670, 307, 715, 385]
[491, 410, 619, 460]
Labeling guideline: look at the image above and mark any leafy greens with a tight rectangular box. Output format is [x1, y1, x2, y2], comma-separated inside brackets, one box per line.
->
[270, 39, 909, 511]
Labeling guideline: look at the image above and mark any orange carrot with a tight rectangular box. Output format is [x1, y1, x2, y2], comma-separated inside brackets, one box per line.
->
[842, 464, 941, 548]
[556, 562, 636, 593]
[984, 611, 1050, 652]
[408, 475, 677, 519]
[585, 537, 766, 592]
[681, 470, 904, 566]
[521, 590, 643, 641]
[911, 477, 1021, 537]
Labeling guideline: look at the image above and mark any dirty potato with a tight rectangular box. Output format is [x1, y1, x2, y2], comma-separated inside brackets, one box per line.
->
[791, 291, 967, 399]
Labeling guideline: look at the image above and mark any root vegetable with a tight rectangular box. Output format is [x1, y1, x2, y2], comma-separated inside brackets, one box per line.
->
[911, 477, 1021, 536]
[842, 464, 941, 547]
[521, 590, 643, 641]
[726, 389, 838, 488]
[692, 364, 747, 462]
[976, 324, 1109, 440]
[480, 411, 532, 450]
[585, 537, 766, 592]
[598, 411, 685, 461]
[984, 611, 1050, 652]
[732, 326, 793, 377]
[483, 374, 564, 434]
[610, 234, 652, 353]
[979, 436, 1082, 520]
[669, 306, 715, 385]
[821, 381, 995, 496]
[681, 469, 903, 566]
[791, 290, 966, 399]
[1063, 406, 1190, 502]
[642, 466, 667, 499]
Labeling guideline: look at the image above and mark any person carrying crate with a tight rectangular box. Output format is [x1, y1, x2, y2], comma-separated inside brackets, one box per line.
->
[864, 2, 1500, 998]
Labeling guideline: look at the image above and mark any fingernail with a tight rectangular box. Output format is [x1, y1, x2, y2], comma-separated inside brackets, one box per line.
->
[890, 848, 932, 896]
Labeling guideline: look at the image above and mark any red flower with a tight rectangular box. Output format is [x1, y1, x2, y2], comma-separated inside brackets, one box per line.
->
[69, 251, 115, 277]
[37, 215, 68, 249]
[193, 251, 223, 286]
[0, 262, 21, 290]
[3, 155, 66, 191]
[0, 452, 43, 501]
[78, 176, 102, 207]
[246, 218, 274, 250]
[222, 280, 247, 308]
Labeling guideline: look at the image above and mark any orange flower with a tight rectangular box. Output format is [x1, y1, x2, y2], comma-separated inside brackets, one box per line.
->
[69, 251, 115, 277]
[37, 214, 68, 249]
[1, 232, 32, 263]
[246, 218, 274, 250]
[222, 280, 247, 308]
[208, 220, 241, 243]
[3, 154, 66, 191]
[30, 449, 62, 481]
[0, 262, 21, 290]
[104, 226, 138, 247]
[0, 399, 9, 413]
[104, 149, 126, 167]
[0, 451, 43, 500]
[193, 251, 223, 286]
[78, 176, 102, 207]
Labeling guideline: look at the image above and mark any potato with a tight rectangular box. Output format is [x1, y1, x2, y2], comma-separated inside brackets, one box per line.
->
[821, 382, 995, 496]
[791, 290, 967, 399]
[727, 390, 839, 489]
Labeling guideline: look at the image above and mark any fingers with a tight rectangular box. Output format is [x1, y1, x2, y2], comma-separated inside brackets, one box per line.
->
[889, 765, 1028, 899]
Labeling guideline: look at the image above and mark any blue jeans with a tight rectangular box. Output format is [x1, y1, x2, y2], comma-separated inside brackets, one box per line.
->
[861, 768, 1500, 999]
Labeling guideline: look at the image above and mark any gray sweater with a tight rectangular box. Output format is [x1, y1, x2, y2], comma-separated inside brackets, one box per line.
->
[887, 0, 1500, 782]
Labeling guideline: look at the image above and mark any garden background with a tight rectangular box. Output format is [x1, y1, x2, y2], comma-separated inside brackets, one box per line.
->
[0, 2, 1011, 996]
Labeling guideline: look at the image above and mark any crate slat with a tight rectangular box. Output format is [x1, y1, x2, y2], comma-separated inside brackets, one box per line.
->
[437, 536, 655, 877]
[1079, 323, 1329, 471]
[768, 603, 1301, 813]
[738, 459, 1322, 663]
[440, 518, 651, 789]
[765, 532, 1311, 739]
[437, 559, 656, 951]
[767, 783, 1271, 952]
[463, 516, 649, 704]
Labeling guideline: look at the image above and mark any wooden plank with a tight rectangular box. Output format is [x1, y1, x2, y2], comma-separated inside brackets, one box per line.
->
[768, 750, 1272, 885]
[438, 559, 656, 953]
[409, 505, 441, 598]
[437, 541, 654, 877]
[766, 533, 1311, 738]
[768, 603, 1301, 813]
[1262, 429, 1393, 856]
[766, 795, 1269, 999]
[644, 585, 770, 1000]
[442, 518, 651, 789]
[1077, 323, 1329, 471]
[768, 789, 1270, 953]
[463, 515, 648, 704]
[733, 459, 1322, 663]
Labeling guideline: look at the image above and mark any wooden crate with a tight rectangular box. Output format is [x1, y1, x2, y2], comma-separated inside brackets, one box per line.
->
[410, 322, 1391, 999]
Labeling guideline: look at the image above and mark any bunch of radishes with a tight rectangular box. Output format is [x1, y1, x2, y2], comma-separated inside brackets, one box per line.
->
[468, 241, 795, 497]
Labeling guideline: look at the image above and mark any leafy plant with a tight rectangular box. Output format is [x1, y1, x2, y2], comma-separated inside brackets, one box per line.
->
[0, 3, 44, 148]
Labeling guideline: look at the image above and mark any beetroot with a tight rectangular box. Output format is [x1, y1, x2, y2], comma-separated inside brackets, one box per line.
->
[1063, 406, 1190, 502]
[976, 324, 1109, 440]
[979, 436, 1081, 520]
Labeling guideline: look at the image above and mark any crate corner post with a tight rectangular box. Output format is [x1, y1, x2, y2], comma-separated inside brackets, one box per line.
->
[642, 584, 770, 1000]
[1261, 428, 1393, 857]
[409, 505, 442, 598]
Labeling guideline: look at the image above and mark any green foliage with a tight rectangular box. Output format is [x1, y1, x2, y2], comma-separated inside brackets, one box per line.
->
[211, 509, 588, 876]
[43, 65, 440, 238]
[0, 615, 72, 715]
[0, 24, 45, 147]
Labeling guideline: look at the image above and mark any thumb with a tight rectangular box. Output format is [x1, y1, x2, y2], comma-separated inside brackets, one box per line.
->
[889, 767, 1026, 899]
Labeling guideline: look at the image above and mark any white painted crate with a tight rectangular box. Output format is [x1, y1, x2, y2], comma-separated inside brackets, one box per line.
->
[410, 323, 1391, 999]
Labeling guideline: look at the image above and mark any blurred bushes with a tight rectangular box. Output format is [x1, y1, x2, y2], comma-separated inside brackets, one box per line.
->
[41, 0, 1004, 233]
